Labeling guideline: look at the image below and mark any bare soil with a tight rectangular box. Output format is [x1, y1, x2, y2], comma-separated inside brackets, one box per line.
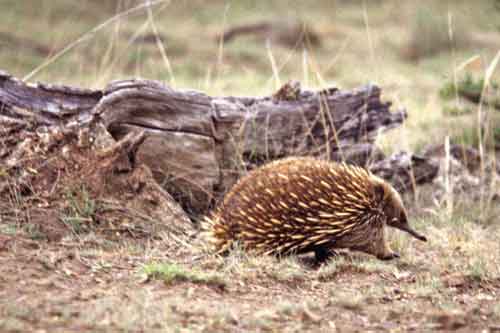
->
[1, 230, 499, 332]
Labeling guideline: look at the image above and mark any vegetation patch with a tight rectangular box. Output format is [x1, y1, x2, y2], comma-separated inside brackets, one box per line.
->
[141, 262, 226, 290]
[439, 72, 500, 129]
[440, 73, 499, 102]
[60, 186, 98, 235]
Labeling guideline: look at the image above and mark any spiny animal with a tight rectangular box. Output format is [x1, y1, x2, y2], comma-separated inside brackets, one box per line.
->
[203, 157, 427, 262]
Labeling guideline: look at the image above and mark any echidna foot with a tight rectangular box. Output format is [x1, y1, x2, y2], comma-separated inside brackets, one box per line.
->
[314, 247, 338, 263]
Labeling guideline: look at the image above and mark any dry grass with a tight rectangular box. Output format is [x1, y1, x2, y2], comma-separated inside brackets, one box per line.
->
[1, 0, 500, 331]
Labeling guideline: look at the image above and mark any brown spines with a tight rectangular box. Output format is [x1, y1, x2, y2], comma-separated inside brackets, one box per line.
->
[204, 156, 426, 261]
[202, 215, 231, 253]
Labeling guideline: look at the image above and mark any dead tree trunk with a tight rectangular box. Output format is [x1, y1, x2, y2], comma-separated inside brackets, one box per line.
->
[0, 71, 437, 215]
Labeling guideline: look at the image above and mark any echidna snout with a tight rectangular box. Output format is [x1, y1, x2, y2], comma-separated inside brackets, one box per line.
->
[390, 216, 427, 242]
[376, 180, 427, 242]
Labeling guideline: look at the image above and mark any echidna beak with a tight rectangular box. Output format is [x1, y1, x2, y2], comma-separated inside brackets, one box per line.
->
[400, 226, 427, 242]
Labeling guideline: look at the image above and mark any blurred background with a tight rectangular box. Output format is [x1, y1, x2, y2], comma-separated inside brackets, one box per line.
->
[1, 0, 500, 152]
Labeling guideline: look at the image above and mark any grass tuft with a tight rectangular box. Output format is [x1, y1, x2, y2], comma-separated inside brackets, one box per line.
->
[465, 257, 492, 282]
[60, 186, 97, 234]
[440, 73, 499, 102]
[141, 262, 226, 289]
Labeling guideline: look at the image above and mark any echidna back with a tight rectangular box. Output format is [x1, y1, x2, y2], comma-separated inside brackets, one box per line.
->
[208, 157, 383, 255]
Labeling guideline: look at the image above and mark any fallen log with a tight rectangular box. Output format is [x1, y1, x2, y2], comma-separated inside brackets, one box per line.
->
[1, 70, 434, 215]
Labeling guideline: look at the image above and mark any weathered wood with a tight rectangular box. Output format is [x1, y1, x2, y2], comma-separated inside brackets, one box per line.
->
[1, 71, 417, 214]
[0, 70, 102, 125]
[114, 124, 220, 215]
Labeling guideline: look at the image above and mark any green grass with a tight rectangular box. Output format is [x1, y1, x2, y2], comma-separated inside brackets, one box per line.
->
[141, 262, 226, 288]
[60, 186, 97, 234]
[442, 105, 473, 116]
[22, 223, 46, 240]
[448, 114, 500, 149]
[0, 223, 18, 236]
[440, 73, 499, 101]
[0, 221, 45, 240]
[466, 257, 491, 281]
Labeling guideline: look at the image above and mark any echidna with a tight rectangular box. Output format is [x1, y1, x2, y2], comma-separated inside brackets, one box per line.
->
[204, 157, 427, 262]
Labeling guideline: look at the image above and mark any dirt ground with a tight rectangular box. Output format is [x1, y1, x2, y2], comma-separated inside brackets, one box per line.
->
[0, 122, 499, 332]
[0, 128, 498, 331]
[1, 227, 499, 332]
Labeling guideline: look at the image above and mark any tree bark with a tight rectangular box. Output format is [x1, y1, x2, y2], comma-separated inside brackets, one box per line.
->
[1, 71, 436, 215]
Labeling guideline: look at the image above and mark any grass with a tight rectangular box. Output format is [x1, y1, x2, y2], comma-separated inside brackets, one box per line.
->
[141, 262, 226, 288]
[60, 186, 97, 234]
[444, 114, 500, 150]
[1, 0, 500, 332]
[442, 105, 473, 116]
[402, 5, 470, 61]
[466, 257, 491, 281]
[440, 73, 494, 101]
[22, 223, 46, 240]
[0, 223, 18, 236]
[0, 215, 44, 241]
